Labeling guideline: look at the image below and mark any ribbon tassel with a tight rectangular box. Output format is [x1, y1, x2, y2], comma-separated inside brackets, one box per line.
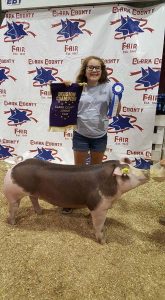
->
[108, 82, 124, 118]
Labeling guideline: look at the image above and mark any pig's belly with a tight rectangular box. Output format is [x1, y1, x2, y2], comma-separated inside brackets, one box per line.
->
[33, 192, 87, 208]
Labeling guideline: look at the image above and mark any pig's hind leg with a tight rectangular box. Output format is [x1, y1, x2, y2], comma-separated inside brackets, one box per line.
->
[30, 196, 42, 215]
[90, 208, 108, 244]
[3, 170, 24, 225]
[3, 187, 21, 225]
[7, 198, 21, 225]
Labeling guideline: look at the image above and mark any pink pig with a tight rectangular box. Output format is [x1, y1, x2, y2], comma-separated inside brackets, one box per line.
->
[3, 158, 149, 244]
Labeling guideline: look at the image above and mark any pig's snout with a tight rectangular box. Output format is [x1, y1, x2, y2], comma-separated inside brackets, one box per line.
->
[131, 167, 150, 182]
[142, 169, 150, 180]
[150, 161, 165, 181]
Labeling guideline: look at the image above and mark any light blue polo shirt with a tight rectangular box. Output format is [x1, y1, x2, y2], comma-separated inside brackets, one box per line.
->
[76, 82, 114, 138]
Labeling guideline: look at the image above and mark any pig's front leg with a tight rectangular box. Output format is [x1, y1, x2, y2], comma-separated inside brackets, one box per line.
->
[90, 208, 108, 244]
[29, 196, 42, 215]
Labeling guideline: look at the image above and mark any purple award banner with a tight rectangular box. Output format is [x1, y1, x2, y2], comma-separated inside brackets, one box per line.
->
[49, 83, 83, 129]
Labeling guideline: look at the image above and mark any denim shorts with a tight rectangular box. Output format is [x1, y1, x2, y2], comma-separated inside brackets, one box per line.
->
[72, 131, 107, 152]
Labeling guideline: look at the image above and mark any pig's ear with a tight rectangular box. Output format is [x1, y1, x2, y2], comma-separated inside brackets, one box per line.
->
[113, 167, 123, 176]
[120, 157, 132, 164]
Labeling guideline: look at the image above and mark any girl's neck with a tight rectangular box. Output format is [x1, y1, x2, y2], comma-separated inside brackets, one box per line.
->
[87, 81, 98, 87]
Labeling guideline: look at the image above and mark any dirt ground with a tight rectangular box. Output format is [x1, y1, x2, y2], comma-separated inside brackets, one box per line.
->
[0, 161, 165, 300]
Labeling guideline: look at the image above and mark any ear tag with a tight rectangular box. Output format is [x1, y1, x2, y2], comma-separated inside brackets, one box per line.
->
[122, 167, 129, 176]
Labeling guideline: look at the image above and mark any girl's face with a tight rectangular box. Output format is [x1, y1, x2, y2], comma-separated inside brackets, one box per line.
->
[85, 58, 102, 86]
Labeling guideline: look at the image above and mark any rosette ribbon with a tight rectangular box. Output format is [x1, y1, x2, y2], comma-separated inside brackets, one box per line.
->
[107, 82, 124, 118]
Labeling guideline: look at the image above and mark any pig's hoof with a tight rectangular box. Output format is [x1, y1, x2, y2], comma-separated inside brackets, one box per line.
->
[97, 236, 106, 245]
[35, 208, 43, 215]
[7, 217, 16, 225]
[159, 216, 165, 225]
[99, 238, 106, 245]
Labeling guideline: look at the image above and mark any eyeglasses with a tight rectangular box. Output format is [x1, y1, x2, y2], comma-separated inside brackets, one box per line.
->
[86, 65, 102, 71]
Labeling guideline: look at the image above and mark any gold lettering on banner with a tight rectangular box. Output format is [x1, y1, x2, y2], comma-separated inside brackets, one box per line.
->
[56, 92, 77, 102]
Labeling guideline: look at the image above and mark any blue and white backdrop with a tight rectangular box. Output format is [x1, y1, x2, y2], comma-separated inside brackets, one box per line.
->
[0, 3, 165, 166]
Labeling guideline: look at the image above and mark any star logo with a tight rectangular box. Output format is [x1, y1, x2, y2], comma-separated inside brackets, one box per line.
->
[5, 108, 37, 126]
[52, 18, 92, 42]
[0, 145, 12, 159]
[32, 147, 62, 162]
[111, 15, 153, 40]
[136, 67, 160, 88]
[4, 21, 27, 41]
[115, 16, 143, 37]
[0, 67, 16, 85]
[109, 115, 134, 131]
[57, 19, 83, 39]
[134, 158, 151, 170]
[33, 67, 56, 85]
[8, 108, 30, 124]
[34, 148, 55, 161]
[3, 21, 36, 43]
[0, 68, 8, 82]
[108, 115, 143, 133]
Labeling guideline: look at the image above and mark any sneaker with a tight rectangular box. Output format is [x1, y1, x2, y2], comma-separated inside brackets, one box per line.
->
[61, 208, 73, 214]
[159, 216, 165, 225]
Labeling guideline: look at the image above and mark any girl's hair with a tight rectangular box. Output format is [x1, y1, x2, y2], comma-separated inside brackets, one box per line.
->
[76, 56, 108, 84]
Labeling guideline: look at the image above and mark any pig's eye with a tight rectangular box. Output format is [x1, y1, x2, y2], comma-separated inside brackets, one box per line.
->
[122, 174, 129, 180]
[122, 172, 129, 177]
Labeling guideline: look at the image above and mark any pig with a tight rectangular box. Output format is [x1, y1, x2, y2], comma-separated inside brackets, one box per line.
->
[3, 158, 149, 244]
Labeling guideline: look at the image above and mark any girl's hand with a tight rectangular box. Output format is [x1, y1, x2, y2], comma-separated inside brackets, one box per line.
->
[63, 80, 72, 86]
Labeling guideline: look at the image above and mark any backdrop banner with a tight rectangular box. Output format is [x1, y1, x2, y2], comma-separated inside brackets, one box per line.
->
[0, 3, 165, 166]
